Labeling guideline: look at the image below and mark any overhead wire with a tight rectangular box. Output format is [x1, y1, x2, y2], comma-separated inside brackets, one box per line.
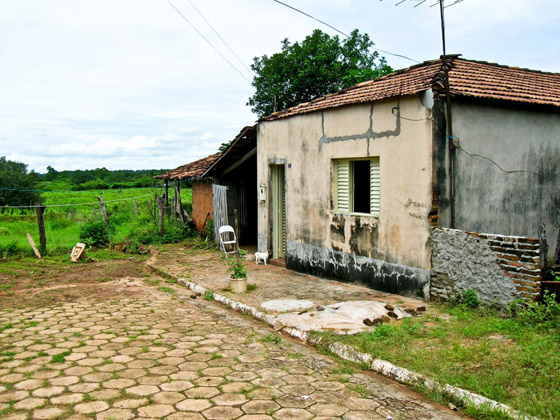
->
[1, 194, 153, 209]
[165, 0, 252, 84]
[185, 0, 253, 75]
[271, 0, 420, 63]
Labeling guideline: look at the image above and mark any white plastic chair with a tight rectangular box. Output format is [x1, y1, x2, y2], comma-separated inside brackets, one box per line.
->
[218, 225, 239, 259]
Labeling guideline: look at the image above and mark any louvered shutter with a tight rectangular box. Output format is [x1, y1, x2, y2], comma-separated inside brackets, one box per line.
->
[336, 160, 350, 213]
[370, 158, 380, 215]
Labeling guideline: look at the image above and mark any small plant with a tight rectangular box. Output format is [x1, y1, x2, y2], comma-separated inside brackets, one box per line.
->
[453, 288, 480, 308]
[228, 250, 247, 279]
[50, 350, 71, 363]
[79, 219, 112, 247]
[246, 283, 257, 292]
[203, 290, 215, 301]
[262, 333, 281, 344]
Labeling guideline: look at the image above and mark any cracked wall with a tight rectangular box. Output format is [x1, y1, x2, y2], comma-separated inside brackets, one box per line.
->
[257, 96, 434, 298]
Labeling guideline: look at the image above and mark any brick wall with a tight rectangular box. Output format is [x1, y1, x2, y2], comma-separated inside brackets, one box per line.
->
[431, 227, 542, 305]
[192, 181, 213, 232]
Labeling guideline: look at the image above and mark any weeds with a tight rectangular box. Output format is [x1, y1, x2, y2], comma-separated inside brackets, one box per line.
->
[203, 290, 215, 301]
[262, 333, 281, 344]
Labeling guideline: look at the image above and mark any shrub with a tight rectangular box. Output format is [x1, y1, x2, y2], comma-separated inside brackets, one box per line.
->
[452, 288, 480, 308]
[0, 240, 24, 258]
[512, 291, 560, 328]
[79, 220, 112, 247]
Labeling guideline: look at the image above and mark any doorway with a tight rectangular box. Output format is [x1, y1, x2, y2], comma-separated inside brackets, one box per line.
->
[271, 165, 286, 258]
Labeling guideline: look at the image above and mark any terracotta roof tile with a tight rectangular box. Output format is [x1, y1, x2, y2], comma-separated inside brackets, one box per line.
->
[264, 57, 560, 121]
[154, 152, 222, 180]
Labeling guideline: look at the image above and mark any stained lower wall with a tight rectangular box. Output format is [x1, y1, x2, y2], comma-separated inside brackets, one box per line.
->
[287, 241, 430, 298]
[431, 227, 541, 305]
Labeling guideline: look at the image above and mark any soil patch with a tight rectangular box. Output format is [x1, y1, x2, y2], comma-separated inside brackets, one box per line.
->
[0, 256, 156, 309]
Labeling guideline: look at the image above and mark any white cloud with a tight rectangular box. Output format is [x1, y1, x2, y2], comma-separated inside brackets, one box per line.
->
[1, 0, 558, 172]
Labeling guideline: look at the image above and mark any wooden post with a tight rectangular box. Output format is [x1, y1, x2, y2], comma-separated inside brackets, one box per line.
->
[157, 195, 165, 236]
[171, 197, 177, 220]
[98, 196, 108, 227]
[36, 203, 47, 255]
[164, 180, 169, 217]
[134, 199, 138, 216]
[538, 223, 548, 273]
[26, 233, 41, 259]
[234, 208, 240, 247]
[175, 182, 186, 223]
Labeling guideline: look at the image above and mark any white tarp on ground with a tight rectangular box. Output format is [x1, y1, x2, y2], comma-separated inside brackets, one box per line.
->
[261, 299, 315, 312]
[273, 300, 410, 334]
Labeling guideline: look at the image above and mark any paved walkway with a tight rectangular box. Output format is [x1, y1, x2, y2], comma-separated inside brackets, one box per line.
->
[148, 247, 426, 317]
[0, 274, 467, 420]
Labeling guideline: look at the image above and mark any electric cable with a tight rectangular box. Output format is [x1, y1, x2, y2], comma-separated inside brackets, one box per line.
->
[165, 0, 252, 83]
[185, 0, 253, 75]
[271, 0, 420, 63]
[457, 145, 560, 180]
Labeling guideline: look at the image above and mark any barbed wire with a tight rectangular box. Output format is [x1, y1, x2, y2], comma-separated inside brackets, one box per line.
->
[1, 194, 153, 210]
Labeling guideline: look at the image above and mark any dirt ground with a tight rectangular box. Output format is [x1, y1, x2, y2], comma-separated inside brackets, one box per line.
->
[0, 256, 155, 310]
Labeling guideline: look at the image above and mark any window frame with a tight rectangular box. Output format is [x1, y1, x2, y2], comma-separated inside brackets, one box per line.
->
[333, 157, 380, 217]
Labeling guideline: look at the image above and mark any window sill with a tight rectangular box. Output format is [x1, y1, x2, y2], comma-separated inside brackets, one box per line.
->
[331, 211, 380, 218]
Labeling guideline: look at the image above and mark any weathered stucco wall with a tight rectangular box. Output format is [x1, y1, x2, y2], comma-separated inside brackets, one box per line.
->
[440, 102, 560, 251]
[257, 96, 434, 297]
[431, 227, 541, 305]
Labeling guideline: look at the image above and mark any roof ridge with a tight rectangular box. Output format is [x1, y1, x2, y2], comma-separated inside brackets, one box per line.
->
[454, 57, 560, 76]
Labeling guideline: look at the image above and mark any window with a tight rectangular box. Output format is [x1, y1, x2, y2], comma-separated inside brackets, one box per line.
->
[334, 158, 380, 215]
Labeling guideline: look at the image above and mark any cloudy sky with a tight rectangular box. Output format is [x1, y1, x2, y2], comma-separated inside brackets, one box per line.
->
[1, 0, 558, 173]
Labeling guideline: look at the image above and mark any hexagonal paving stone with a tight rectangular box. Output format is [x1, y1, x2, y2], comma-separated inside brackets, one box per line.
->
[160, 380, 194, 392]
[203, 406, 243, 420]
[14, 397, 46, 409]
[185, 386, 221, 399]
[241, 400, 281, 414]
[151, 391, 185, 404]
[309, 403, 349, 417]
[273, 407, 313, 420]
[50, 393, 84, 405]
[14, 379, 43, 390]
[32, 407, 67, 419]
[137, 403, 175, 417]
[213, 393, 248, 406]
[175, 398, 212, 412]
[125, 384, 160, 396]
[32, 386, 65, 398]
[112, 398, 149, 408]
[102, 378, 136, 389]
[93, 408, 133, 420]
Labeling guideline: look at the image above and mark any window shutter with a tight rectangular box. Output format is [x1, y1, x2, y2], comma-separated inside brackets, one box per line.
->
[370, 158, 380, 215]
[336, 160, 350, 213]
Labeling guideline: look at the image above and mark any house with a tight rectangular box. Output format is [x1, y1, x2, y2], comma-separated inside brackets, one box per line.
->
[155, 126, 258, 245]
[256, 56, 560, 299]
[155, 152, 222, 232]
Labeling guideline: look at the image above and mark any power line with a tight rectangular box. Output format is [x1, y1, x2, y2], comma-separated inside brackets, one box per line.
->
[271, 0, 420, 63]
[165, 0, 252, 84]
[185, 0, 253, 75]
[458, 145, 560, 180]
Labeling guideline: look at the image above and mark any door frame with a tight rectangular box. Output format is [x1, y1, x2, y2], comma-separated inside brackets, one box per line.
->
[271, 164, 286, 258]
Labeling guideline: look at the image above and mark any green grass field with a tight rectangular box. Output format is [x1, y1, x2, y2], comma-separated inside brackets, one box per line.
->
[0, 187, 192, 256]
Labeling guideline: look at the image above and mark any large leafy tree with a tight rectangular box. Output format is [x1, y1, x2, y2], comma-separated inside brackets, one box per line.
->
[0, 157, 40, 206]
[247, 29, 392, 117]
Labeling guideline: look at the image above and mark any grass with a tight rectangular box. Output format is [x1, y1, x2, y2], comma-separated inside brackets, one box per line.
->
[314, 300, 560, 420]
[262, 333, 281, 344]
[203, 290, 215, 301]
[0, 186, 192, 255]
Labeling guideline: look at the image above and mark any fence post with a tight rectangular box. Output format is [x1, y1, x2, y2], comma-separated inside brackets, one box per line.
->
[157, 195, 165, 236]
[36, 203, 47, 255]
[134, 199, 138, 216]
[98, 196, 108, 227]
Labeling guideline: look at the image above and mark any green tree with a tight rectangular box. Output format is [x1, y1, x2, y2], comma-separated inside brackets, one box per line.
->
[247, 29, 392, 117]
[0, 157, 40, 206]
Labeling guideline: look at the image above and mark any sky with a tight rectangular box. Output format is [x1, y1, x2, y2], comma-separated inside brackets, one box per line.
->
[1, 0, 559, 173]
